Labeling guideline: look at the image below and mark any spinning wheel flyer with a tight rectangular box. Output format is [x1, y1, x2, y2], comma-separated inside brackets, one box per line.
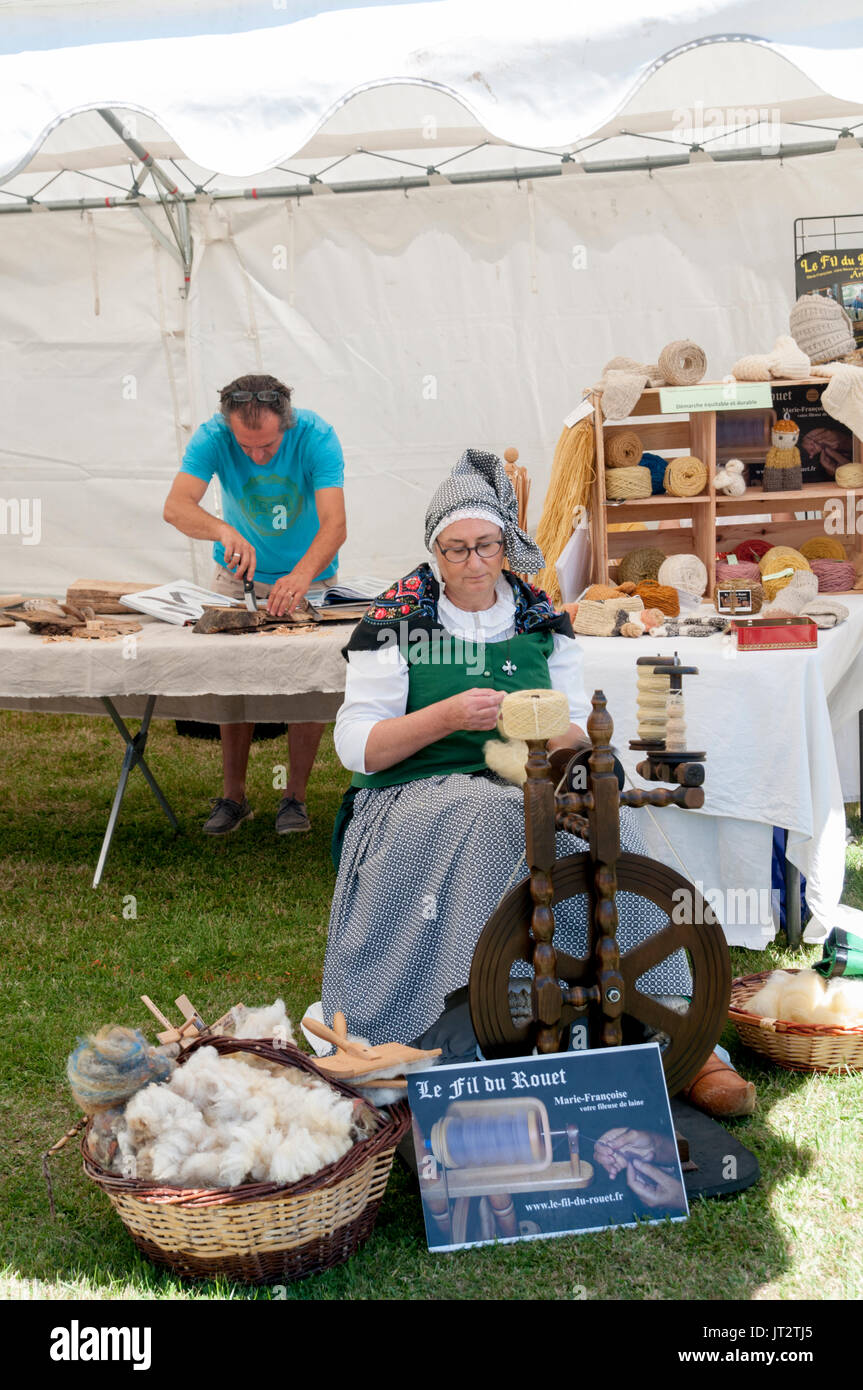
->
[407, 1042, 687, 1252]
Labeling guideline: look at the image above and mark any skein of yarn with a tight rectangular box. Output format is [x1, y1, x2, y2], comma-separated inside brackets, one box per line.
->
[799, 537, 848, 562]
[810, 559, 856, 592]
[605, 430, 644, 467]
[658, 339, 707, 386]
[835, 463, 863, 489]
[657, 553, 708, 598]
[605, 466, 652, 499]
[736, 538, 772, 564]
[664, 455, 708, 497]
[758, 546, 811, 600]
[715, 560, 761, 583]
[617, 547, 667, 585]
[635, 582, 680, 617]
[67, 1027, 175, 1113]
[533, 417, 595, 603]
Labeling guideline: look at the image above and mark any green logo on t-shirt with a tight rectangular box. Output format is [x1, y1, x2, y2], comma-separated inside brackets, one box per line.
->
[239, 473, 303, 535]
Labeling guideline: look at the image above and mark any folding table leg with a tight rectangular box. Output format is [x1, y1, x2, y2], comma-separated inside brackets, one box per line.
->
[784, 827, 802, 951]
[92, 696, 179, 888]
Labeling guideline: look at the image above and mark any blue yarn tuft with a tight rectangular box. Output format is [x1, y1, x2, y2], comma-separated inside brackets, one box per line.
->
[641, 452, 669, 494]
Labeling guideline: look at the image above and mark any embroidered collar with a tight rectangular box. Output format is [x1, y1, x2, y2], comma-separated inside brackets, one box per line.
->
[345, 562, 569, 653]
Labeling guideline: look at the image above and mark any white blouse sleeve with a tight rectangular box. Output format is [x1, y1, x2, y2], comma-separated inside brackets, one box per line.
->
[333, 646, 410, 775]
[547, 632, 592, 725]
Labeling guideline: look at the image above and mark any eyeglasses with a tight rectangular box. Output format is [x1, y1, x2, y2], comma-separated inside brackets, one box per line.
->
[224, 390, 284, 404]
[436, 539, 504, 563]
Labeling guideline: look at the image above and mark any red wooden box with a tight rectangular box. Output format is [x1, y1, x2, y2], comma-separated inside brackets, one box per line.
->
[731, 616, 817, 651]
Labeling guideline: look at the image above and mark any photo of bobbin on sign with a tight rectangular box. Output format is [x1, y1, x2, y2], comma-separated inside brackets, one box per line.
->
[407, 1043, 687, 1252]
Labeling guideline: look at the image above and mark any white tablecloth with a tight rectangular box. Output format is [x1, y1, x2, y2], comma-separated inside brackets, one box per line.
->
[2, 600, 862, 947]
[576, 594, 863, 947]
[0, 615, 350, 722]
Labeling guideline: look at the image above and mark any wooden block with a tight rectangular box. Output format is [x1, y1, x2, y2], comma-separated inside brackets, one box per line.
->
[0, 594, 24, 609]
[66, 580, 155, 614]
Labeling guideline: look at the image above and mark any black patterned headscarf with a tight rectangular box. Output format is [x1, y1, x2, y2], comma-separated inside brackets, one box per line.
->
[424, 448, 545, 574]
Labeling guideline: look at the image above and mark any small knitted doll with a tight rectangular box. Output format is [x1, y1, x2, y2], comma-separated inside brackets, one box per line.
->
[762, 416, 802, 491]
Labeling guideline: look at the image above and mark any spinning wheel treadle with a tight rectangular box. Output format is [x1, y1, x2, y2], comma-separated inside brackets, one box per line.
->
[469, 852, 730, 1094]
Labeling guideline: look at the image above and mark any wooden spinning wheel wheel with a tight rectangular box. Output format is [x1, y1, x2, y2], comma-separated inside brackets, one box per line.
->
[470, 852, 730, 1094]
[468, 683, 731, 1095]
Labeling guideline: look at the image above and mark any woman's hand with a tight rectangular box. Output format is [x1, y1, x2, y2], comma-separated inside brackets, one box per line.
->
[443, 687, 506, 733]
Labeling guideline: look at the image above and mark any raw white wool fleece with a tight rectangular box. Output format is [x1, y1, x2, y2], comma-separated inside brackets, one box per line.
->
[229, 999, 296, 1043]
[116, 1046, 365, 1187]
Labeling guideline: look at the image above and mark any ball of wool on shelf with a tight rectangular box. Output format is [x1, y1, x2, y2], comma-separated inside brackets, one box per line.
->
[810, 559, 857, 592]
[641, 451, 670, 494]
[790, 293, 856, 364]
[617, 546, 667, 585]
[758, 545, 811, 600]
[634, 582, 680, 617]
[657, 553, 708, 597]
[605, 430, 644, 467]
[735, 538, 772, 564]
[658, 339, 707, 386]
[605, 465, 652, 499]
[836, 463, 863, 489]
[715, 560, 761, 583]
[664, 455, 708, 497]
[799, 537, 847, 562]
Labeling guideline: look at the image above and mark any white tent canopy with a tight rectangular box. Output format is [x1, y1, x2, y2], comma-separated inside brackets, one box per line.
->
[2, 1, 863, 590]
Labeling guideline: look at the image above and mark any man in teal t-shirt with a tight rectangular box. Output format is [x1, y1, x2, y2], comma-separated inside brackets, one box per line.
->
[163, 373, 346, 838]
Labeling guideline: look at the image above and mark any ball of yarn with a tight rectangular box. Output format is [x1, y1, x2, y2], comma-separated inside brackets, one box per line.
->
[657, 553, 708, 597]
[811, 559, 856, 592]
[715, 560, 760, 583]
[617, 546, 666, 585]
[664, 455, 708, 497]
[605, 430, 644, 468]
[835, 463, 863, 489]
[641, 451, 669, 494]
[735, 538, 772, 564]
[634, 582, 680, 617]
[758, 545, 811, 600]
[66, 1026, 174, 1113]
[605, 466, 651, 500]
[658, 339, 707, 386]
[799, 536, 847, 562]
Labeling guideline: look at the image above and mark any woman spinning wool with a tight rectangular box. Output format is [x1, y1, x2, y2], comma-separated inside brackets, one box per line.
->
[321, 450, 753, 1115]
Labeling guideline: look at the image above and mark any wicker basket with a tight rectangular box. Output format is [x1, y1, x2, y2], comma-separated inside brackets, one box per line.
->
[81, 1036, 410, 1285]
[729, 971, 863, 1074]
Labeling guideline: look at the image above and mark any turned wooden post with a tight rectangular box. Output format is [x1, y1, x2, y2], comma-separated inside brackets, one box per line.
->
[523, 737, 562, 1053]
[586, 692, 625, 1048]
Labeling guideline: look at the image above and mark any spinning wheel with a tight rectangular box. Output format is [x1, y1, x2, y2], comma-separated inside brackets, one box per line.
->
[468, 675, 731, 1095]
[470, 853, 729, 1093]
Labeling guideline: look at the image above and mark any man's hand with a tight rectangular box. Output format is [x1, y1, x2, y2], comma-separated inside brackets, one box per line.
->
[625, 1157, 685, 1210]
[220, 525, 256, 581]
[267, 568, 315, 617]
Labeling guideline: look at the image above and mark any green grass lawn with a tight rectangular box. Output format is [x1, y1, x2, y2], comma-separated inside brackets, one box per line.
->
[1, 709, 861, 1301]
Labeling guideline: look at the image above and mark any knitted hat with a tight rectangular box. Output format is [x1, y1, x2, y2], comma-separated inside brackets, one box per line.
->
[790, 294, 855, 364]
[425, 449, 545, 573]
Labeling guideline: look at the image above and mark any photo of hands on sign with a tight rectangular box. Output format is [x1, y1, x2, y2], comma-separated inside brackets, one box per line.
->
[593, 1127, 685, 1211]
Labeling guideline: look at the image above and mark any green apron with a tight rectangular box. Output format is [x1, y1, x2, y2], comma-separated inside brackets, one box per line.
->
[331, 628, 555, 866]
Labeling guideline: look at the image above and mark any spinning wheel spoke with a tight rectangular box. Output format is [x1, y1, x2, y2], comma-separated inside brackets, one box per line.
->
[622, 991, 686, 1039]
[619, 924, 688, 984]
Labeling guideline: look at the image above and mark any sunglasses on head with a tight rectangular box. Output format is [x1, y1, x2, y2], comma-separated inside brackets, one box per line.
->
[224, 390, 284, 404]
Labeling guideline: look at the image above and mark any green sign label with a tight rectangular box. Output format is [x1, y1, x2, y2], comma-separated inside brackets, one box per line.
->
[658, 383, 774, 414]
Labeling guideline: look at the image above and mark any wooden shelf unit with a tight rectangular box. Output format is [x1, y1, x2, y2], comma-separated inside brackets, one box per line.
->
[587, 379, 863, 596]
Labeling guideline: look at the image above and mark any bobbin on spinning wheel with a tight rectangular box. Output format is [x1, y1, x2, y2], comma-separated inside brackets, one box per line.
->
[469, 681, 731, 1096]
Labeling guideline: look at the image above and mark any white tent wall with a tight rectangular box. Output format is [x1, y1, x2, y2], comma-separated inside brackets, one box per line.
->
[2, 147, 861, 591]
[0, 204, 192, 591]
